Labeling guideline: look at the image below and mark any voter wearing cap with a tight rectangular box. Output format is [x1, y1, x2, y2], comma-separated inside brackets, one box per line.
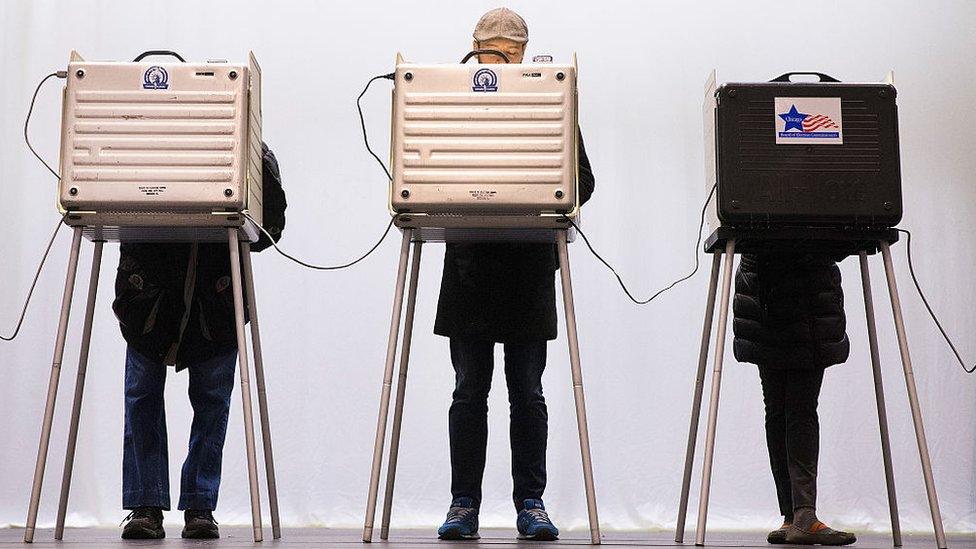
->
[432, 7, 595, 542]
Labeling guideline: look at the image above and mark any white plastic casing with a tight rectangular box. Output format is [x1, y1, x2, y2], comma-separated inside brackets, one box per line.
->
[390, 59, 578, 228]
[57, 51, 262, 241]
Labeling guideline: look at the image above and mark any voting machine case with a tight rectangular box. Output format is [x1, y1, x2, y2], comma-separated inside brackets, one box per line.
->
[705, 73, 902, 228]
[390, 58, 579, 228]
[57, 51, 263, 241]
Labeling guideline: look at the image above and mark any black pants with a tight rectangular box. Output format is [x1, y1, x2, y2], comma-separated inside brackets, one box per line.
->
[758, 366, 825, 521]
[448, 338, 548, 510]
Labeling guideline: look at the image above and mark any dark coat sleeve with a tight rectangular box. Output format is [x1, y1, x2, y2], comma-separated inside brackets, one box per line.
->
[251, 143, 287, 252]
[577, 128, 595, 206]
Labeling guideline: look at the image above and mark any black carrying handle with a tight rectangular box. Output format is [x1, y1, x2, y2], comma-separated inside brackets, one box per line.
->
[770, 71, 840, 83]
[133, 50, 186, 63]
[460, 49, 510, 64]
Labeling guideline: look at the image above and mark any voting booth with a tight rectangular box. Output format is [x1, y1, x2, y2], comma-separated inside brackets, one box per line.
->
[389, 59, 579, 227]
[362, 53, 601, 544]
[25, 51, 279, 543]
[705, 72, 902, 229]
[674, 71, 947, 548]
[57, 50, 264, 241]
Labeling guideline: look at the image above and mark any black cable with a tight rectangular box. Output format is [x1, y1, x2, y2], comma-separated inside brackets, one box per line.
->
[243, 212, 398, 271]
[231, 72, 400, 272]
[568, 184, 716, 305]
[895, 228, 976, 374]
[1, 215, 67, 341]
[3, 71, 70, 341]
[25, 71, 65, 180]
[460, 49, 510, 64]
[357, 73, 395, 182]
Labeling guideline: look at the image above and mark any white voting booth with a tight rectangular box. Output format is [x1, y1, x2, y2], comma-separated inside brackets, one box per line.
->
[24, 51, 279, 543]
[362, 53, 602, 544]
[674, 71, 947, 548]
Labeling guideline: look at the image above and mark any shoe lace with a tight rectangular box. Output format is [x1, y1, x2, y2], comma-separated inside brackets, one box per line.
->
[523, 508, 553, 524]
[118, 512, 134, 528]
[187, 509, 218, 524]
[119, 507, 159, 527]
[446, 506, 476, 523]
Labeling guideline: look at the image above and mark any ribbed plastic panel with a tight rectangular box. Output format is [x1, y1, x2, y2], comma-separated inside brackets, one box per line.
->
[55, 52, 263, 242]
[244, 52, 264, 228]
[390, 63, 578, 224]
[58, 58, 252, 215]
[708, 80, 901, 227]
[734, 99, 882, 173]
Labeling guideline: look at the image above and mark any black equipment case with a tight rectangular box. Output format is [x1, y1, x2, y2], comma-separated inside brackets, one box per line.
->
[705, 71, 902, 228]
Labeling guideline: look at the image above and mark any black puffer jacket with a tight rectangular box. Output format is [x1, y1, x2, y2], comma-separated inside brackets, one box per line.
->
[732, 252, 850, 370]
[433, 130, 594, 343]
[112, 145, 282, 370]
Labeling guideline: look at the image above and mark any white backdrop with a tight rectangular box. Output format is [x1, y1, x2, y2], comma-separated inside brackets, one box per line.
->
[0, 0, 974, 535]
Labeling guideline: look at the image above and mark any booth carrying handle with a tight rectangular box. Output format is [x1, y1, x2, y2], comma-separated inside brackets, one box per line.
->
[132, 50, 186, 63]
[460, 49, 510, 64]
[770, 71, 840, 83]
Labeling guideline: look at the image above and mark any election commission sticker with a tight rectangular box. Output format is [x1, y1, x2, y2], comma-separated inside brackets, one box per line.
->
[774, 97, 843, 145]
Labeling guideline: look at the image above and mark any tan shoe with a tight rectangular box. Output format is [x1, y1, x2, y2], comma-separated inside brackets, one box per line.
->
[785, 521, 857, 546]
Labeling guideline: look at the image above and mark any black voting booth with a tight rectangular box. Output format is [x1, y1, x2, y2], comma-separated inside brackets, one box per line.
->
[711, 71, 902, 227]
[674, 72, 947, 548]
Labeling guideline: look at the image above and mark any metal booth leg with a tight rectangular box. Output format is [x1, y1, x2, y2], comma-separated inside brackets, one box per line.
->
[228, 228, 264, 542]
[858, 252, 902, 547]
[694, 238, 736, 546]
[556, 229, 601, 544]
[675, 252, 723, 543]
[241, 240, 281, 539]
[879, 242, 947, 549]
[54, 240, 104, 540]
[380, 240, 423, 540]
[25, 226, 83, 544]
[364, 228, 413, 542]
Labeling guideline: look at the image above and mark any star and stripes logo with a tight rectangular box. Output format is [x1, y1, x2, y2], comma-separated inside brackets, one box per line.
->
[775, 98, 843, 144]
[802, 113, 839, 132]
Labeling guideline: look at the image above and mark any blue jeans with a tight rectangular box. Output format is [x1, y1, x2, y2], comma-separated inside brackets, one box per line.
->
[448, 338, 548, 509]
[122, 346, 236, 511]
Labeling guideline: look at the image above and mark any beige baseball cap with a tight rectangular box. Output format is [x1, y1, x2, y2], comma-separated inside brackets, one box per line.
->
[473, 7, 529, 44]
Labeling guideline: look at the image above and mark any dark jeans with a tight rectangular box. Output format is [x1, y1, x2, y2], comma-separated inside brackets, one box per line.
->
[448, 338, 548, 510]
[122, 345, 236, 511]
[758, 366, 825, 522]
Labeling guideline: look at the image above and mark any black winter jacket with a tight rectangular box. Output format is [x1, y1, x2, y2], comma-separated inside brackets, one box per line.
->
[113, 242, 240, 369]
[732, 252, 850, 370]
[112, 145, 281, 370]
[433, 130, 594, 343]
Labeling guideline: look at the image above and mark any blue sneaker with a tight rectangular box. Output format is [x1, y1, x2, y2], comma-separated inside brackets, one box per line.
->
[516, 499, 559, 541]
[437, 497, 480, 540]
